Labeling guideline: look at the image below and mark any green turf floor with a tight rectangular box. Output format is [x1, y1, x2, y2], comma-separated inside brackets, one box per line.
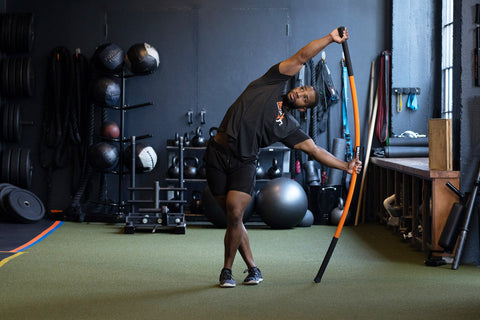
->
[1, 221, 479, 320]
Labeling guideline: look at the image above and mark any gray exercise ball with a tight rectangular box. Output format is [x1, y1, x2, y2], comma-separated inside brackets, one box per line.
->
[297, 209, 314, 227]
[257, 178, 308, 229]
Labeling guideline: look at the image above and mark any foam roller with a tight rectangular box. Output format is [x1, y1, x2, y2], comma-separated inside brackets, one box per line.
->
[384, 146, 429, 158]
[327, 138, 347, 186]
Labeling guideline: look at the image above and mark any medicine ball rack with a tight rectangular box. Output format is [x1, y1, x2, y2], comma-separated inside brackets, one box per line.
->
[124, 135, 186, 234]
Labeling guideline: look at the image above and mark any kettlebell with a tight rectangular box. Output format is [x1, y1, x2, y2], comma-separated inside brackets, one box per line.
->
[267, 157, 282, 179]
[192, 127, 206, 147]
[167, 132, 179, 146]
[184, 156, 199, 179]
[184, 132, 191, 147]
[167, 156, 180, 178]
[190, 190, 203, 215]
[168, 191, 181, 212]
[256, 160, 265, 179]
[330, 198, 349, 226]
[209, 126, 218, 138]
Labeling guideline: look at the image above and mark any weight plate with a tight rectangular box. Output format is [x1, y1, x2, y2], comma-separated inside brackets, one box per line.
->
[9, 148, 21, 186]
[4, 14, 12, 53]
[15, 58, 23, 98]
[8, 57, 15, 97]
[24, 57, 34, 97]
[0, 15, 5, 51]
[2, 103, 8, 141]
[25, 13, 34, 53]
[11, 14, 19, 53]
[0, 183, 19, 219]
[6, 103, 12, 142]
[8, 103, 15, 142]
[5, 189, 45, 223]
[19, 148, 32, 189]
[13, 104, 21, 143]
[1, 58, 9, 97]
[1, 149, 11, 182]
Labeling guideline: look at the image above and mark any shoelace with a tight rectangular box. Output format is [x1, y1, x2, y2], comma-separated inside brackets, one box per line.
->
[243, 267, 260, 277]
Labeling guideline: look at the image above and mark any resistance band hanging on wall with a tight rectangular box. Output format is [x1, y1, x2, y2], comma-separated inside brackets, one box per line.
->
[341, 55, 353, 161]
[314, 27, 361, 283]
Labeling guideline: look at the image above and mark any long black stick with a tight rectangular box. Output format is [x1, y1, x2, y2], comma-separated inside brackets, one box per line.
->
[452, 162, 480, 270]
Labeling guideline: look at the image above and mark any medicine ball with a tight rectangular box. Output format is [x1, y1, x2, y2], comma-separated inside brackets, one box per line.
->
[125, 42, 160, 75]
[256, 178, 308, 229]
[91, 76, 120, 106]
[201, 185, 255, 228]
[92, 43, 124, 74]
[88, 142, 119, 171]
[101, 121, 120, 139]
[124, 143, 158, 173]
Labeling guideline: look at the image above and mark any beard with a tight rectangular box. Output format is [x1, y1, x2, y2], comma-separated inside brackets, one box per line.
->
[282, 94, 295, 109]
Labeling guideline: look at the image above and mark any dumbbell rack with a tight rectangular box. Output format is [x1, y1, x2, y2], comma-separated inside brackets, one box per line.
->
[124, 135, 186, 234]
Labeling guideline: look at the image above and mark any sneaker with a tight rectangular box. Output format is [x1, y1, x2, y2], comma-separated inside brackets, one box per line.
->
[243, 267, 263, 285]
[219, 268, 236, 288]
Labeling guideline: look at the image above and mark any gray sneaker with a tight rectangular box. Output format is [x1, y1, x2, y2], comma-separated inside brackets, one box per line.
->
[219, 268, 236, 288]
[243, 267, 263, 285]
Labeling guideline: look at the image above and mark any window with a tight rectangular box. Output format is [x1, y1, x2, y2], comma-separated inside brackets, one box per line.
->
[441, 0, 453, 119]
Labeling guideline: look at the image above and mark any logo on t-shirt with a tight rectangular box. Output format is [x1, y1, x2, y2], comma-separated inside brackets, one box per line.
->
[276, 101, 284, 126]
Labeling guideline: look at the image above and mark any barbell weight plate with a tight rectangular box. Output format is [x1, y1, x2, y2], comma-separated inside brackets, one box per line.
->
[0, 183, 19, 220]
[4, 14, 12, 53]
[15, 58, 23, 98]
[6, 103, 13, 142]
[5, 189, 45, 223]
[19, 148, 32, 189]
[9, 148, 21, 186]
[13, 104, 21, 143]
[25, 13, 34, 53]
[1, 58, 8, 97]
[8, 57, 15, 97]
[2, 103, 8, 141]
[8, 103, 15, 142]
[0, 15, 5, 51]
[1, 149, 11, 182]
[25, 57, 34, 97]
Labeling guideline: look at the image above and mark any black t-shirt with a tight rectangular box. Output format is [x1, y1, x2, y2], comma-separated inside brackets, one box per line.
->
[218, 63, 309, 162]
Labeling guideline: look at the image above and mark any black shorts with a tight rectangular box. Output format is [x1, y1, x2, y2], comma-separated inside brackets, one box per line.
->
[203, 139, 256, 196]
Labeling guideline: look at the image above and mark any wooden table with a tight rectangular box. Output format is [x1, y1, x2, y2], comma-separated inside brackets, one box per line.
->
[369, 157, 460, 252]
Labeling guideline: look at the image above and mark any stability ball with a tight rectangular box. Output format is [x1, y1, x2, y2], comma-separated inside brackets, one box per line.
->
[201, 185, 255, 228]
[88, 142, 119, 171]
[257, 178, 308, 228]
[92, 43, 124, 74]
[125, 43, 160, 75]
[297, 209, 314, 227]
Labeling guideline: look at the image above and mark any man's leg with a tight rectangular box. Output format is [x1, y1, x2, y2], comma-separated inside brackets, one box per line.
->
[223, 190, 255, 270]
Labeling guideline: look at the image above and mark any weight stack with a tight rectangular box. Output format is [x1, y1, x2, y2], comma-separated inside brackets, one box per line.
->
[308, 185, 342, 225]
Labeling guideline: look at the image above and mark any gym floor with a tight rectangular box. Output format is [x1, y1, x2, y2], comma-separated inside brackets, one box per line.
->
[1, 221, 479, 320]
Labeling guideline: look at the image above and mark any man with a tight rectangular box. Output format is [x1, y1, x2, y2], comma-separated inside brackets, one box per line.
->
[203, 27, 362, 288]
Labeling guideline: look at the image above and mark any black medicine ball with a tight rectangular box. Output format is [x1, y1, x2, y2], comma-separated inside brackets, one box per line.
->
[125, 42, 160, 75]
[88, 142, 119, 171]
[91, 76, 121, 106]
[124, 143, 158, 173]
[92, 43, 124, 74]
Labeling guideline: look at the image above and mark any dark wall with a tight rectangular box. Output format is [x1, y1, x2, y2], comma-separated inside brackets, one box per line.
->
[4, 0, 391, 210]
